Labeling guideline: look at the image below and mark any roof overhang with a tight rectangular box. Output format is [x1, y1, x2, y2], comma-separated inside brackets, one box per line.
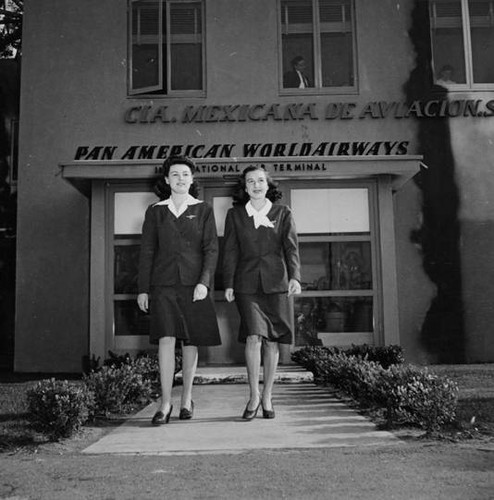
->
[60, 155, 423, 196]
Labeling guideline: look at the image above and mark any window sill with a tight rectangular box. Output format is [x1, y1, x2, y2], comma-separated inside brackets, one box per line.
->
[279, 87, 359, 97]
[127, 91, 207, 99]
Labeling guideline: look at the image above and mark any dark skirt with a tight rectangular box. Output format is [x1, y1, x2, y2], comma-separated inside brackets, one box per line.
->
[235, 291, 293, 344]
[149, 285, 221, 346]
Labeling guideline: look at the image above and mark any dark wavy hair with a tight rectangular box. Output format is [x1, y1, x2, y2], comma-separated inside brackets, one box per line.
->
[154, 156, 199, 200]
[232, 165, 283, 205]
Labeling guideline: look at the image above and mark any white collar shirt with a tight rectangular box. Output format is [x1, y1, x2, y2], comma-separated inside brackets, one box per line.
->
[245, 199, 274, 229]
[155, 194, 202, 218]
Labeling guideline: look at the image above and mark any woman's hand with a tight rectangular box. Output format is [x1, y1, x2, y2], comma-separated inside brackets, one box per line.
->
[288, 279, 302, 297]
[137, 293, 149, 312]
[193, 283, 208, 302]
[225, 288, 235, 302]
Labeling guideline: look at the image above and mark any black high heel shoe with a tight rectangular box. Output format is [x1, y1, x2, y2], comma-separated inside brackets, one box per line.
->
[262, 401, 275, 419]
[179, 401, 194, 420]
[242, 401, 261, 420]
[152, 405, 173, 425]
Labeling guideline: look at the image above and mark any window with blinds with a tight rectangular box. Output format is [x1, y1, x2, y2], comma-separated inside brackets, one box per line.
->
[280, 0, 356, 92]
[129, 0, 204, 96]
[430, 0, 494, 88]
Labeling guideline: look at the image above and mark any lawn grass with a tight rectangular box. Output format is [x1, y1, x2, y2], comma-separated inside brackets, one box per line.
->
[0, 380, 43, 451]
[429, 364, 494, 433]
[430, 364, 494, 393]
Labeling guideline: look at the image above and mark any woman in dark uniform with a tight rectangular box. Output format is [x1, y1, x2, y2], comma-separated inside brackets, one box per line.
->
[137, 156, 221, 425]
[223, 166, 301, 420]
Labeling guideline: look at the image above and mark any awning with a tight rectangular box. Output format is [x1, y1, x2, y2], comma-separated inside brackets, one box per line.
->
[60, 155, 423, 196]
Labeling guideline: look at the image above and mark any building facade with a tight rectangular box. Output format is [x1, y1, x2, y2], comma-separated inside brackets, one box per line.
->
[15, 0, 494, 372]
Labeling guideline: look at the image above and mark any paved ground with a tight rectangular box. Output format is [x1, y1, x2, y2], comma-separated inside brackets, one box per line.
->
[83, 383, 398, 455]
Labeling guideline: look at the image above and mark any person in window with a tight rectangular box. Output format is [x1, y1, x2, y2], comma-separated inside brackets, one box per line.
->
[137, 156, 221, 425]
[283, 56, 312, 89]
[435, 64, 456, 88]
[223, 166, 302, 420]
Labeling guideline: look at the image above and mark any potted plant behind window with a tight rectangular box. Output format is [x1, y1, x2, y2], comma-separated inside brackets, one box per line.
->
[325, 301, 345, 332]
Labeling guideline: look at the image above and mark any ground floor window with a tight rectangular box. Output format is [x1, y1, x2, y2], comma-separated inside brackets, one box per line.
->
[287, 183, 378, 347]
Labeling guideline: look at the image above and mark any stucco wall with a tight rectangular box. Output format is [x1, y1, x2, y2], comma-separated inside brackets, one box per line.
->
[449, 99, 494, 362]
[16, 0, 128, 371]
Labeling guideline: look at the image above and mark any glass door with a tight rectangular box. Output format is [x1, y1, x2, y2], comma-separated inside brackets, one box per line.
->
[201, 184, 245, 364]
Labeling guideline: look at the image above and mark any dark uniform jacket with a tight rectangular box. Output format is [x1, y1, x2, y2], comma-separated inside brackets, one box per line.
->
[138, 201, 218, 293]
[223, 204, 301, 294]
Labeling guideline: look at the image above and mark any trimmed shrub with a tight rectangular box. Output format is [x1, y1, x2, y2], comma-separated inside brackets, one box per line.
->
[344, 344, 404, 369]
[26, 378, 94, 440]
[393, 369, 458, 432]
[103, 350, 134, 369]
[292, 347, 459, 433]
[291, 345, 325, 368]
[104, 350, 182, 375]
[104, 351, 160, 395]
[291, 346, 336, 380]
[131, 353, 161, 397]
[84, 364, 152, 416]
[102, 350, 182, 396]
[292, 344, 404, 373]
[314, 353, 385, 406]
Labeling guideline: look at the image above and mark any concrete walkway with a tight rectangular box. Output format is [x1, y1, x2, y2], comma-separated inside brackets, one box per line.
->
[83, 367, 399, 455]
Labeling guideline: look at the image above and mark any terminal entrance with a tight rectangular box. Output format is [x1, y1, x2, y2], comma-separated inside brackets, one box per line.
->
[61, 155, 419, 365]
[110, 176, 380, 364]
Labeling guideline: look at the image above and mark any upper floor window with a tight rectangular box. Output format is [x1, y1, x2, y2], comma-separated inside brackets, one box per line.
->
[430, 0, 494, 89]
[129, 0, 205, 96]
[279, 0, 357, 93]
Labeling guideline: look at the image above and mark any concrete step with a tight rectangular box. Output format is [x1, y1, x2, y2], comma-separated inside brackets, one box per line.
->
[175, 365, 313, 385]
